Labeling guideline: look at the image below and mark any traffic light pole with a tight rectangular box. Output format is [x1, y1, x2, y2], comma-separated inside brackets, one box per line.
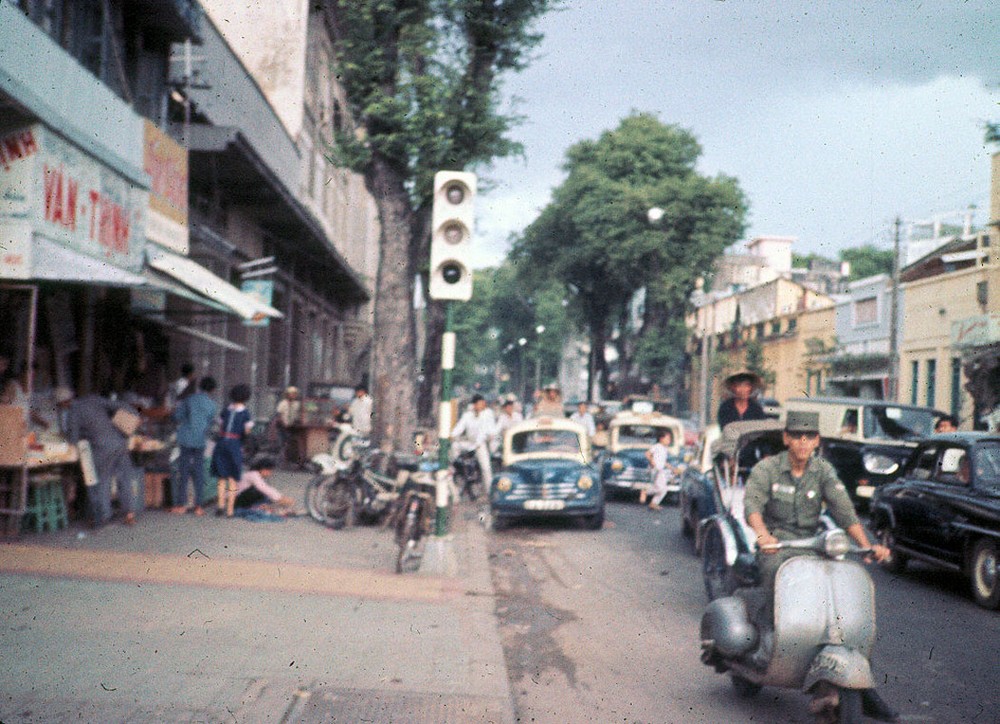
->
[436, 301, 455, 536]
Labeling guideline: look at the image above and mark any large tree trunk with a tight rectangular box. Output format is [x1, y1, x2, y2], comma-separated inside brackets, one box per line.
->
[366, 155, 418, 452]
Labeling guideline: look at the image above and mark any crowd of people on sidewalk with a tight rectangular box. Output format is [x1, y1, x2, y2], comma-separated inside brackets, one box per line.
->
[15, 363, 381, 531]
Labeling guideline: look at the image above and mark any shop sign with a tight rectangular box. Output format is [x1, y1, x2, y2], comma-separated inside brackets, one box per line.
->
[242, 279, 274, 327]
[0, 123, 146, 276]
[143, 120, 188, 255]
[952, 313, 1000, 348]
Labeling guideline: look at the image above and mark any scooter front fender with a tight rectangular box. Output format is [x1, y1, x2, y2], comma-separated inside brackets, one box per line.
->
[802, 645, 873, 692]
[309, 453, 340, 474]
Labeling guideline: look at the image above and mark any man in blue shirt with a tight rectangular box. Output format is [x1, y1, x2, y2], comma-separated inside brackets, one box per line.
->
[171, 376, 218, 515]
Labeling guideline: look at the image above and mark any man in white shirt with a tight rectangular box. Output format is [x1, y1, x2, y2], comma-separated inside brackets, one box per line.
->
[570, 401, 596, 437]
[494, 398, 523, 451]
[451, 393, 497, 483]
[347, 384, 373, 437]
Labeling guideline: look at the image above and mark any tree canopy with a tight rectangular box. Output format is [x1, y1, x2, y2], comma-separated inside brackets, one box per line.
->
[840, 244, 894, 281]
[511, 112, 747, 398]
[322, 0, 556, 449]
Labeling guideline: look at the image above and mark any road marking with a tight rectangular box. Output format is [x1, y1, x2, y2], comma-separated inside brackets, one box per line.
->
[0, 544, 461, 603]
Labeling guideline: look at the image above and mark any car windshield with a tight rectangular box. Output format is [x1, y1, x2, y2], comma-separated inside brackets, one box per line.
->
[617, 425, 671, 446]
[511, 429, 583, 455]
[863, 406, 941, 440]
[973, 443, 1000, 493]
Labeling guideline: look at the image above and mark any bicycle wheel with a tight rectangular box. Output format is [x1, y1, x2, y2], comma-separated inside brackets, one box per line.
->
[305, 476, 355, 529]
[395, 498, 426, 573]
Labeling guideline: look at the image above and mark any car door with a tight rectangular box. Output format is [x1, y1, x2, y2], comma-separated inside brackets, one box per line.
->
[918, 445, 972, 566]
[889, 444, 939, 553]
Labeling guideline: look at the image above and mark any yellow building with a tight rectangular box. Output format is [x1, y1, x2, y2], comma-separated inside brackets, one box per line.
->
[899, 152, 1000, 428]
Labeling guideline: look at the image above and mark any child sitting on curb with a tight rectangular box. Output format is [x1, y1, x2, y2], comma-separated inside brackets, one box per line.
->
[233, 456, 298, 516]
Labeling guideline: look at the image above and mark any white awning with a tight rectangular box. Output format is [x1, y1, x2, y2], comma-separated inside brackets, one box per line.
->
[142, 268, 231, 313]
[32, 237, 147, 286]
[146, 248, 282, 321]
[147, 318, 247, 352]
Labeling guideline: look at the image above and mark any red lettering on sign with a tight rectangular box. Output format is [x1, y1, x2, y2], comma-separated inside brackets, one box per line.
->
[88, 189, 131, 254]
[0, 129, 38, 172]
[42, 164, 78, 231]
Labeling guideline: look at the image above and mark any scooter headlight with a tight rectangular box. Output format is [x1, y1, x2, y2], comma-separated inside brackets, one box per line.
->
[496, 476, 513, 493]
[823, 530, 851, 559]
[610, 460, 624, 472]
[577, 474, 593, 490]
[863, 452, 899, 476]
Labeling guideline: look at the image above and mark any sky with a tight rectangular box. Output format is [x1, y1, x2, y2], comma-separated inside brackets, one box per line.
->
[471, 0, 1000, 268]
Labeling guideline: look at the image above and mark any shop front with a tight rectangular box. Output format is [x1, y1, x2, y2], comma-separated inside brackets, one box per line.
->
[954, 313, 1000, 430]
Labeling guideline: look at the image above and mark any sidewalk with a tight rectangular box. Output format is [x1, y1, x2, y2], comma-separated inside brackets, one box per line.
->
[0, 470, 514, 723]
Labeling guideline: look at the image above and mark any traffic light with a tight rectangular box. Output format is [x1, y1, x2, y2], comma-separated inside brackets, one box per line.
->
[429, 170, 476, 301]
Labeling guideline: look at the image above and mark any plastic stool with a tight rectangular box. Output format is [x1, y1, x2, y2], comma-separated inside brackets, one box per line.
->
[23, 477, 69, 533]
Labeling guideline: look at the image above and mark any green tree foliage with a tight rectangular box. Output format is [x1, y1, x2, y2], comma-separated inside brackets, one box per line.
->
[452, 264, 570, 397]
[511, 113, 746, 397]
[322, 0, 556, 449]
[839, 244, 894, 281]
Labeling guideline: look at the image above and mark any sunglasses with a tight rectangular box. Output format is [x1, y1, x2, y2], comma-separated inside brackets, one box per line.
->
[786, 431, 819, 441]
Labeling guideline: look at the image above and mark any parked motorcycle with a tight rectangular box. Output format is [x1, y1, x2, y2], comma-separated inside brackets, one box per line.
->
[393, 469, 438, 573]
[304, 441, 408, 529]
[700, 529, 878, 723]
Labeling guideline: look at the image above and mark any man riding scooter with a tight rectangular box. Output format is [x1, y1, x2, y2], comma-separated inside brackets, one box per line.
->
[744, 410, 898, 722]
[450, 394, 497, 497]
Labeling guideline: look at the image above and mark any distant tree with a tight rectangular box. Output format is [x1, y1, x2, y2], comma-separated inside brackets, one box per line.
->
[322, 0, 556, 450]
[512, 113, 746, 398]
[792, 251, 835, 269]
[839, 244, 894, 281]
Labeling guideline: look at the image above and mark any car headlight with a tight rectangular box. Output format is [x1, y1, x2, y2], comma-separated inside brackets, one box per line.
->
[610, 460, 624, 472]
[577, 474, 593, 490]
[863, 453, 899, 476]
[823, 529, 851, 559]
[496, 476, 513, 492]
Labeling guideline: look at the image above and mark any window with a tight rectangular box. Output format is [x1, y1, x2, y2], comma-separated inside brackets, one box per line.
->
[950, 358, 962, 418]
[926, 359, 936, 408]
[974, 443, 1000, 493]
[909, 447, 937, 480]
[976, 281, 988, 307]
[770, 320, 781, 336]
[787, 317, 797, 332]
[936, 447, 969, 486]
[910, 361, 919, 405]
[853, 297, 878, 326]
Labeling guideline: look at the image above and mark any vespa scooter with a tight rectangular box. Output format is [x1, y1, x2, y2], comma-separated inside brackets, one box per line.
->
[700, 528, 878, 723]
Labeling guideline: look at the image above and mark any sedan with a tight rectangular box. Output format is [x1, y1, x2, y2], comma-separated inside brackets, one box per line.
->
[870, 432, 1000, 609]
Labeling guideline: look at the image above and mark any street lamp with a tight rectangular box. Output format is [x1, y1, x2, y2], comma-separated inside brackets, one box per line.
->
[534, 325, 546, 392]
[518, 337, 527, 400]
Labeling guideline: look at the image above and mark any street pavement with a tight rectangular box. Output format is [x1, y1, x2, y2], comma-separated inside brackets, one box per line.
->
[0, 470, 514, 723]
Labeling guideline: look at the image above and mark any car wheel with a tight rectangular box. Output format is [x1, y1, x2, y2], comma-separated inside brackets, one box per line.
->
[584, 508, 605, 530]
[876, 526, 908, 574]
[970, 539, 1000, 610]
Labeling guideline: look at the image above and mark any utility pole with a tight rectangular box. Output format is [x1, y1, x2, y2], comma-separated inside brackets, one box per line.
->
[887, 216, 902, 402]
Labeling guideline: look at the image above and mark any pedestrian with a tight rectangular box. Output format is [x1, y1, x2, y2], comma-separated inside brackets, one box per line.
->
[494, 398, 523, 449]
[642, 428, 676, 510]
[743, 410, 897, 721]
[210, 384, 254, 517]
[62, 387, 143, 527]
[170, 376, 218, 516]
[934, 415, 958, 433]
[570, 401, 596, 437]
[534, 383, 563, 417]
[233, 455, 296, 515]
[166, 362, 196, 409]
[273, 386, 301, 460]
[717, 370, 767, 428]
[348, 384, 373, 437]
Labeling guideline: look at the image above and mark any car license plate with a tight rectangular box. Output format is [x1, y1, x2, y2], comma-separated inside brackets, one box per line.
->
[856, 484, 875, 498]
[524, 499, 565, 511]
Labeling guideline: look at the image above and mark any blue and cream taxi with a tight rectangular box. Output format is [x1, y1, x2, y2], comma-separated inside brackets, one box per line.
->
[489, 416, 604, 531]
[597, 410, 685, 501]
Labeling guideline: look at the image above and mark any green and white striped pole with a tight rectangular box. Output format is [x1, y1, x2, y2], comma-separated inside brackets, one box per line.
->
[436, 301, 455, 536]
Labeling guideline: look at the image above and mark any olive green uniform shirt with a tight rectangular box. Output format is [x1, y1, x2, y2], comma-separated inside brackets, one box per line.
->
[744, 451, 860, 540]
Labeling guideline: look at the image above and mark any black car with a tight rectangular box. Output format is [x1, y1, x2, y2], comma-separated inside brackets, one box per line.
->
[870, 433, 1000, 609]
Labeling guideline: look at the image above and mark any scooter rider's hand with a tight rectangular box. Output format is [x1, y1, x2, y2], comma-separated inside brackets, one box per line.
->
[867, 543, 891, 564]
[756, 532, 780, 553]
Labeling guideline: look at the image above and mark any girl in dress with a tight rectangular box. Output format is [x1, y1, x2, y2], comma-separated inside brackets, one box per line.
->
[211, 384, 253, 516]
